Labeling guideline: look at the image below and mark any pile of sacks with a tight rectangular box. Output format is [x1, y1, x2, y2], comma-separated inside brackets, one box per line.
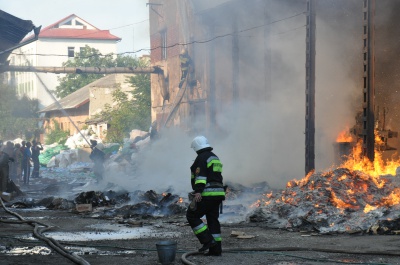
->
[44, 129, 150, 173]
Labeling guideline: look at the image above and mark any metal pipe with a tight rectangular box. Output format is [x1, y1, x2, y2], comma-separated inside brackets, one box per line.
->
[0, 65, 162, 74]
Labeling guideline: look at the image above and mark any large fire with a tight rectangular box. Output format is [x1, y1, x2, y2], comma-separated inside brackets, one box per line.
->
[249, 129, 400, 233]
[340, 131, 400, 177]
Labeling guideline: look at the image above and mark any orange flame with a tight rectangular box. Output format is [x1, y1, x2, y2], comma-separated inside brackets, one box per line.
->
[336, 129, 354, 142]
[252, 129, 400, 212]
[340, 140, 399, 178]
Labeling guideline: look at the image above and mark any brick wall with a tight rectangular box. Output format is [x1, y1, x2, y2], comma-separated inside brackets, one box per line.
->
[167, 26, 180, 58]
[150, 33, 161, 64]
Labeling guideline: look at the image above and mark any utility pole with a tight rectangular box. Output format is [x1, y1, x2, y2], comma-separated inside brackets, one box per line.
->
[362, 0, 375, 162]
[305, 0, 316, 175]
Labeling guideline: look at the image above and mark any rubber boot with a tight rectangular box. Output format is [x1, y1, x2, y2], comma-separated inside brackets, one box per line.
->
[205, 241, 221, 256]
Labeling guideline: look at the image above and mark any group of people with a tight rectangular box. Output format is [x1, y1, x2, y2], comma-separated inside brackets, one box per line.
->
[0, 139, 43, 187]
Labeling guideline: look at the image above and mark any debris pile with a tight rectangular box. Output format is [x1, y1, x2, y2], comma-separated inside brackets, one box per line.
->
[74, 190, 130, 207]
[248, 168, 400, 234]
[94, 190, 187, 219]
[8, 189, 186, 219]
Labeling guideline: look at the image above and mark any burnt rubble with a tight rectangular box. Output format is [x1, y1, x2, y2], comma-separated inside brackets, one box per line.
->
[94, 190, 187, 219]
[74, 190, 130, 207]
[248, 168, 400, 234]
[8, 189, 187, 219]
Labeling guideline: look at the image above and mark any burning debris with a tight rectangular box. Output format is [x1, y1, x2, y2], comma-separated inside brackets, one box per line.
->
[249, 167, 400, 234]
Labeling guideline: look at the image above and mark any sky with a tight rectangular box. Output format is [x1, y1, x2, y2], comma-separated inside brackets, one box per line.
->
[1, 0, 150, 56]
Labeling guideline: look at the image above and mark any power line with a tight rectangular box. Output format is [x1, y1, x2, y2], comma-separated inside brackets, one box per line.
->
[10, 11, 306, 59]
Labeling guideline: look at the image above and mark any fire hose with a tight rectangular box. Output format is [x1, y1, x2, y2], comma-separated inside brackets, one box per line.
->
[181, 247, 400, 265]
[0, 196, 90, 265]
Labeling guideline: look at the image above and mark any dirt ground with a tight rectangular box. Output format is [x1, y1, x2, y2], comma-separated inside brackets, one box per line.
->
[2, 178, 400, 265]
[3, 206, 400, 264]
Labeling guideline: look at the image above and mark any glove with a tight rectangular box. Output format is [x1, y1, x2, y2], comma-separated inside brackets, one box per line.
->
[188, 192, 197, 211]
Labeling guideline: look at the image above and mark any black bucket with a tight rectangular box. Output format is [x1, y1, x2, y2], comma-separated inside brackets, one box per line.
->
[156, 240, 177, 265]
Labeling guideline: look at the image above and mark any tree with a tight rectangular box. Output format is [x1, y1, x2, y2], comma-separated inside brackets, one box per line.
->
[54, 45, 143, 98]
[44, 119, 69, 145]
[0, 83, 39, 140]
[99, 72, 151, 144]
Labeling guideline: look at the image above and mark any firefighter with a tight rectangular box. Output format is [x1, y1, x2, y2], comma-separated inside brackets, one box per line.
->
[179, 48, 192, 89]
[186, 136, 225, 256]
[89, 140, 105, 181]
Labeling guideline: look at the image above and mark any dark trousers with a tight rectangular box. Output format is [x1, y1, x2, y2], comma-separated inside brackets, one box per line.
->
[179, 69, 188, 88]
[31, 157, 40, 178]
[186, 199, 222, 253]
[22, 160, 30, 184]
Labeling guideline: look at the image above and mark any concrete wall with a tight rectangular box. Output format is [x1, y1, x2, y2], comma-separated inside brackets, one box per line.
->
[88, 74, 135, 116]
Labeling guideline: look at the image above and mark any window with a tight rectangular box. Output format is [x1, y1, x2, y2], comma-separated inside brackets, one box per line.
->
[76, 20, 83, 26]
[161, 31, 167, 60]
[68, 47, 75, 58]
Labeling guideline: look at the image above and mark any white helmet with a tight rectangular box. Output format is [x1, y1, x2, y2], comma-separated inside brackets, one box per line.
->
[191, 136, 211, 152]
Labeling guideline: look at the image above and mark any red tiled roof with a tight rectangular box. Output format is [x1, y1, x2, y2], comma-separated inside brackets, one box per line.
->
[39, 28, 120, 40]
[29, 14, 120, 41]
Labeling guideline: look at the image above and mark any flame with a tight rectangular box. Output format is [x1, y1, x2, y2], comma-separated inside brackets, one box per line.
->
[336, 129, 354, 142]
[178, 197, 183, 203]
[340, 140, 399, 179]
[364, 204, 377, 213]
[252, 129, 400, 215]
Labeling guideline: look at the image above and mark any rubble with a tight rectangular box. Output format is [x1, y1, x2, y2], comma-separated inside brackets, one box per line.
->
[75, 204, 93, 212]
[248, 168, 400, 234]
[94, 190, 187, 219]
[74, 190, 130, 207]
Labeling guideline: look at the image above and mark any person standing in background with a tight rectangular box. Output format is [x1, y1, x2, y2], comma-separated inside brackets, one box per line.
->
[31, 140, 43, 178]
[89, 140, 106, 181]
[13, 143, 23, 183]
[22, 142, 32, 185]
[3, 141, 15, 181]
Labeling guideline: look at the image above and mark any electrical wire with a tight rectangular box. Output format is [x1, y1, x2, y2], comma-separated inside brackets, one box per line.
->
[9, 11, 307, 59]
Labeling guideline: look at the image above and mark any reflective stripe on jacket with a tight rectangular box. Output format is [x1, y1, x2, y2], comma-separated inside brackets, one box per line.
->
[190, 147, 225, 200]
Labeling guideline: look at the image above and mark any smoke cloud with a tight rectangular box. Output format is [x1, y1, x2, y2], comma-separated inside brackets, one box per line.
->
[104, 0, 372, 194]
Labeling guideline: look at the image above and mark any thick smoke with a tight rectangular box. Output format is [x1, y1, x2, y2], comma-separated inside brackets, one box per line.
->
[104, 0, 368, 194]
[314, 0, 362, 170]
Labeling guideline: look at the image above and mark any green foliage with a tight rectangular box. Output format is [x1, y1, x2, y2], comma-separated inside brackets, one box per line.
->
[0, 83, 39, 139]
[45, 119, 70, 145]
[100, 72, 151, 144]
[54, 45, 142, 98]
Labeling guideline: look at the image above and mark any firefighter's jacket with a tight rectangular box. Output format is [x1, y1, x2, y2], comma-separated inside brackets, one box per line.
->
[179, 53, 190, 71]
[190, 147, 225, 200]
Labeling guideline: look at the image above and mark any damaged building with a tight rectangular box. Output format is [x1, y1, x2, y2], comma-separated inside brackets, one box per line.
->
[149, 0, 290, 133]
[149, 0, 400, 181]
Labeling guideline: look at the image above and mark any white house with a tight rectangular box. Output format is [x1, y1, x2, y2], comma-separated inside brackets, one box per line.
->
[7, 14, 121, 109]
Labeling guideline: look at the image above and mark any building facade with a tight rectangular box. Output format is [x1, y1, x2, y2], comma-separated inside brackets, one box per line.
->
[148, 0, 285, 135]
[7, 14, 120, 109]
[39, 74, 135, 140]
